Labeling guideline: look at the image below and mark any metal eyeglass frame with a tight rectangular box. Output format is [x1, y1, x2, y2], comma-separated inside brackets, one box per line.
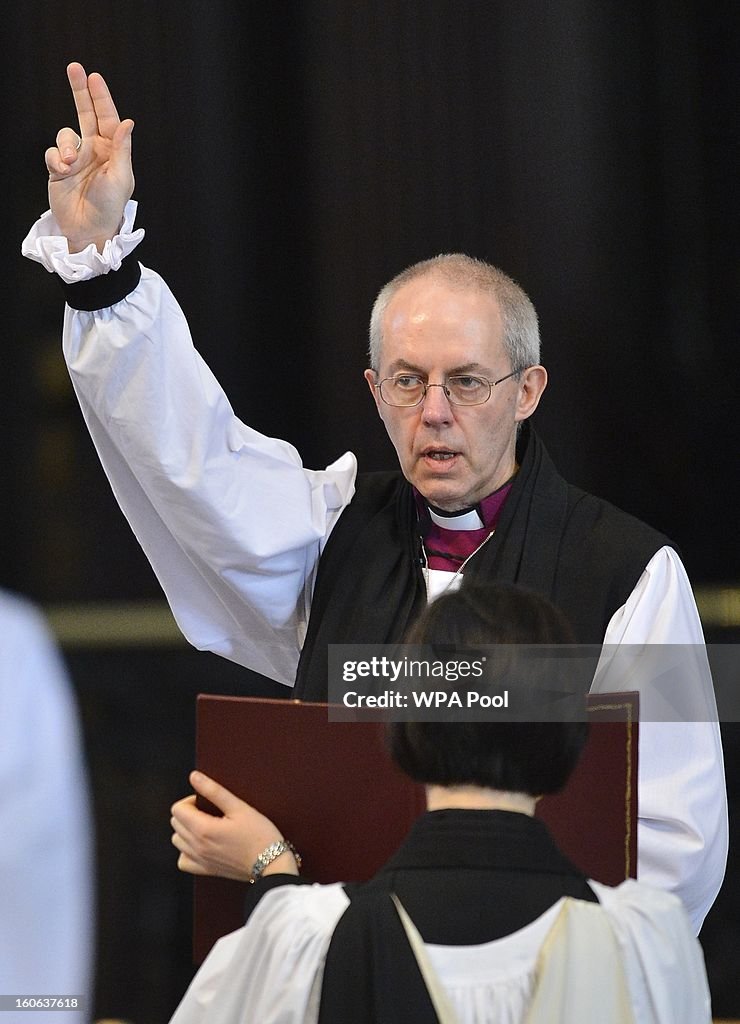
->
[375, 368, 522, 407]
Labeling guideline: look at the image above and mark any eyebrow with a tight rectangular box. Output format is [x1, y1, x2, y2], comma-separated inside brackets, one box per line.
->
[385, 360, 495, 376]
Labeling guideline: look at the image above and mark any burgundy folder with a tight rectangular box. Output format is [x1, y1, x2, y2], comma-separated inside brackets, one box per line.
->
[193, 692, 638, 962]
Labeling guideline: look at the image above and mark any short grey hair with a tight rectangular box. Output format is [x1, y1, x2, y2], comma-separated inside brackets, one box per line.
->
[368, 254, 540, 373]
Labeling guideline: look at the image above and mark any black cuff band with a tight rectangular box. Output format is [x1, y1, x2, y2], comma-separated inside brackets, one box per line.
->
[59, 251, 142, 311]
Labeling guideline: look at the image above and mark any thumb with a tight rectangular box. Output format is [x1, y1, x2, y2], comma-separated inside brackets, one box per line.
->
[190, 770, 244, 816]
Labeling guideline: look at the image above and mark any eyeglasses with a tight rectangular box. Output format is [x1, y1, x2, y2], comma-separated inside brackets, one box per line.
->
[375, 370, 522, 407]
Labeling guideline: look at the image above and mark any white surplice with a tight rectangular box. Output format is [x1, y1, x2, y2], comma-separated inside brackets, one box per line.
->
[167, 880, 710, 1024]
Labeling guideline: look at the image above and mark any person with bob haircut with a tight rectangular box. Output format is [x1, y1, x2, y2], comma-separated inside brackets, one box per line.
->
[169, 583, 710, 1024]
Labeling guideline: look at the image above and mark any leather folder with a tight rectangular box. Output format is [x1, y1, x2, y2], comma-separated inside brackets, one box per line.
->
[193, 692, 638, 962]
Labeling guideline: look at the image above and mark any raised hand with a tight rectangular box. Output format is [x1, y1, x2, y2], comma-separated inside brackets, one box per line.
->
[170, 771, 299, 882]
[46, 62, 135, 253]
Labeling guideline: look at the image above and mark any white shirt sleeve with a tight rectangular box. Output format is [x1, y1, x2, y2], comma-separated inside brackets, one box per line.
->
[168, 883, 349, 1024]
[0, 591, 93, 1023]
[22, 205, 358, 687]
[592, 546, 728, 932]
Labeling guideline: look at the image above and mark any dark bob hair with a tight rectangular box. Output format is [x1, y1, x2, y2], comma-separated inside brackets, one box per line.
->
[388, 582, 589, 796]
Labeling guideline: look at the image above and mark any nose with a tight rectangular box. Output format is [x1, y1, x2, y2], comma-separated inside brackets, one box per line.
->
[421, 382, 454, 425]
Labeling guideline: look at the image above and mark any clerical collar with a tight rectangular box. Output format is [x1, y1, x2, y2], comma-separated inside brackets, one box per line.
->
[414, 473, 518, 534]
[427, 505, 484, 531]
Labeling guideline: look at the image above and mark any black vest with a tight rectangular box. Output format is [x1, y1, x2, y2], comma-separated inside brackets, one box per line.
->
[295, 424, 671, 700]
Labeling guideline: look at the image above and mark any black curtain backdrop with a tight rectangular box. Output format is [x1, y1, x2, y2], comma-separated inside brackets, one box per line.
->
[4, 2, 738, 1020]
[5, 0, 738, 597]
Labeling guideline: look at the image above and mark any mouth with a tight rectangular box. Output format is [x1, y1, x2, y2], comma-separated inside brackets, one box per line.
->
[420, 447, 460, 467]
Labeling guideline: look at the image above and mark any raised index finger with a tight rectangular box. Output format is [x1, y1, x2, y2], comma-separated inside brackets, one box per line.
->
[66, 62, 99, 138]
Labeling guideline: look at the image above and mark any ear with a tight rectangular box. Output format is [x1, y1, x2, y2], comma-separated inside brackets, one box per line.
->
[364, 368, 383, 415]
[514, 365, 548, 422]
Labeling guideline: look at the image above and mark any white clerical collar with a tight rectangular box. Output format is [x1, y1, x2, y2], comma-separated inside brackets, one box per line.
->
[427, 506, 485, 531]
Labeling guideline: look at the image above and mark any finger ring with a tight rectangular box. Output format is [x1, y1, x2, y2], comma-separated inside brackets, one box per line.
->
[76, 137, 83, 151]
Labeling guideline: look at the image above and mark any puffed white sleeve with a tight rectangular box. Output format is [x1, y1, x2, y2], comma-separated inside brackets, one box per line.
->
[590, 880, 712, 1023]
[168, 883, 350, 1024]
[591, 546, 728, 932]
[22, 205, 357, 686]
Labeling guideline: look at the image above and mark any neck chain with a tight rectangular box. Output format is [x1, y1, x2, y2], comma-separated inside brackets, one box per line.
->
[420, 527, 496, 597]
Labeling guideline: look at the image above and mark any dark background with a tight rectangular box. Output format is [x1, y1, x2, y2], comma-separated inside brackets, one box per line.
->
[3, 2, 738, 1020]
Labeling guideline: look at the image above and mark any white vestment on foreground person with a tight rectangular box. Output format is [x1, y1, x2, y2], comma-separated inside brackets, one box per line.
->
[167, 880, 710, 1024]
